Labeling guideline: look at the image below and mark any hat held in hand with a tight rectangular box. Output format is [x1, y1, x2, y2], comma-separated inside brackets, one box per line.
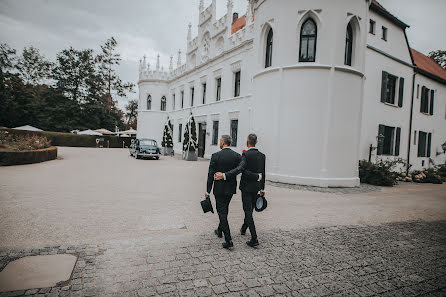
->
[200, 197, 214, 214]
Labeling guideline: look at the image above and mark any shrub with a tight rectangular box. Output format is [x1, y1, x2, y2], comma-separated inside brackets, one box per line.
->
[435, 164, 446, 181]
[359, 158, 406, 186]
[1, 128, 133, 148]
[1, 132, 51, 151]
[0, 147, 57, 166]
[412, 167, 443, 184]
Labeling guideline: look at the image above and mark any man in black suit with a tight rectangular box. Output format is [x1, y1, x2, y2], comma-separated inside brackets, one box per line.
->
[205, 135, 241, 249]
[215, 134, 265, 247]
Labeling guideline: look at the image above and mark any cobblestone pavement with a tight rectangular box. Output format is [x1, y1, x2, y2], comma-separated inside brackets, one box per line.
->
[1, 220, 445, 297]
[265, 181, 381, 194]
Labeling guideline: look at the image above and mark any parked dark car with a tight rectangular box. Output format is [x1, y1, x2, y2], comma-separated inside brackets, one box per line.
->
[129, 138, 161, 160]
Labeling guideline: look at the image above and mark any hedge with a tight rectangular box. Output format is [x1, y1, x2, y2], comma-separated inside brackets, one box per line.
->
[0, 146, 58, 166]
[0, 128, 133, 148]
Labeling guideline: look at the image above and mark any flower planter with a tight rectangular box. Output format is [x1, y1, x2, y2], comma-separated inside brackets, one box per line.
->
[0, 146, 58, 166]
[182, 150, 197, 161]
[163, 147, 174, 156]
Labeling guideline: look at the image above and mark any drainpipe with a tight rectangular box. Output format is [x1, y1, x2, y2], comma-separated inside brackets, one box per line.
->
[406, 72, 416, 175]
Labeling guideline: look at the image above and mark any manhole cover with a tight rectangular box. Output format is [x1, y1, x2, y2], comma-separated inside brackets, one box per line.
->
[0, 254, 77, 292]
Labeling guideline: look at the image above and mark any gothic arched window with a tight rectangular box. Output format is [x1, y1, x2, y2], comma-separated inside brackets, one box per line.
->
[299, 18, 317, 62]
[147, 95, 152, 110]
[161, 96, 167, 111]
[345, 23, 353, 66]
[265, 28, 273, 68]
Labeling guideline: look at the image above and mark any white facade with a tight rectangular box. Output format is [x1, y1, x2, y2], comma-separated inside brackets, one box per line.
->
[137, 0, 446, 187]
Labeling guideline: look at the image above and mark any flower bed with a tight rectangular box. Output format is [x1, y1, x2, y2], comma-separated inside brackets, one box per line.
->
[0, 146, 58, 166]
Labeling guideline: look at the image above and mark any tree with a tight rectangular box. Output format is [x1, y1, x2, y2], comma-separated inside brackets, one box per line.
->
[428, 50, 446, 69]
[0, 43, 16, 74]
[52, 47, 97, 103]
[97, 37, 135, 99]
[125, 99, 138, 128]
[16, 46, 52, 85]
[183, 116, 197, 152]
[162, 120, 173, 148]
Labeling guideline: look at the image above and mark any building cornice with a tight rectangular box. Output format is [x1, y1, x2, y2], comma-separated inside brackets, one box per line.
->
[414, 67, 446, 86]
[366, 45, 414, 68]
[138, 39, 253, 85]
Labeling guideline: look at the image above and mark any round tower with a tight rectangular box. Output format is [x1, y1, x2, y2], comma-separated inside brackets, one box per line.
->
[251, 0, 370, 187]
[137, 54, 170, 144]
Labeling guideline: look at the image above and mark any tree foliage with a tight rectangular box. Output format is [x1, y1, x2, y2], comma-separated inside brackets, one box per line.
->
[183, 116, 197, 152]
[125, 99, 138, 128]
[0, 38, 133, 132]
[16, 46, 52, 85]
[428, 50, 446, 69]
[162, 120, 173, 148]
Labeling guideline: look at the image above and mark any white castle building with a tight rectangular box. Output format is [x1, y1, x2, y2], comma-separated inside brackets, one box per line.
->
[137, 0, 446, 187]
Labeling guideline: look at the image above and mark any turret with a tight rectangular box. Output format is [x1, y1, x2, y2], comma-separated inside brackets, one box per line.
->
[187, 22, 192, 42]
[250, 0, 369, 187]
[227, 0, 233, 36]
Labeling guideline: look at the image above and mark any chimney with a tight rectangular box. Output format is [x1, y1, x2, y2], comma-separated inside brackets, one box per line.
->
[232, 12, 239, 24]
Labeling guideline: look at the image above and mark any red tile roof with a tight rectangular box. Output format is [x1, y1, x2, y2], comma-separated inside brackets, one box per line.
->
[411, 49, 446, 82]
[231, 15, 246, 34]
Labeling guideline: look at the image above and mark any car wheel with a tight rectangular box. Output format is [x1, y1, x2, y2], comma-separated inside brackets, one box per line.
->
[155, 156, 159, 160]
[135, 154, 139, 159]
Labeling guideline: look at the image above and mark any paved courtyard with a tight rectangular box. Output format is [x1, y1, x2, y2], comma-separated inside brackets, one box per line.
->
[0, 147, 446, 296]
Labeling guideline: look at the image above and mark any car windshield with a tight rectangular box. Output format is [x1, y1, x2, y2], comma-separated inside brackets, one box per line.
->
[140, 140, 157, 146]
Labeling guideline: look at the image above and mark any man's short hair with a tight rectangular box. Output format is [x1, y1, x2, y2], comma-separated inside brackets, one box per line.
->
[247, 133, 257, 146]
[221, 135, 232, 146]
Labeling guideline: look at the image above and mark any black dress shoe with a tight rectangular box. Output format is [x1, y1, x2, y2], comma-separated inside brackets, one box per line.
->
[214, 229, 222, 238]
[240, 226, 247, 236]
[222, 241, 234, 249]
[246, 239, 259, 247]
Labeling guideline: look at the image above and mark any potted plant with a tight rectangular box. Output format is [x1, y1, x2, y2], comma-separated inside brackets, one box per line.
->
[182, 115, 198, 161]
[161, 120, 174, 156]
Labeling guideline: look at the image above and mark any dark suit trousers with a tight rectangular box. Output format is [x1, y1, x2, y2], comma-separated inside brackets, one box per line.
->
[241, 191, 258, 241]
[215, 194, 233, 242]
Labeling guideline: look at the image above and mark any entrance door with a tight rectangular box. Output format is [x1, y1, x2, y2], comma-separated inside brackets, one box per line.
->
[198, 123, 206, 158]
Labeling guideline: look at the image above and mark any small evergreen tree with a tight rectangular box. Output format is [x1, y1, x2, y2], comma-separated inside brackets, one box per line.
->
[183, 116, 197, 152]
[162, 120, 173, 148]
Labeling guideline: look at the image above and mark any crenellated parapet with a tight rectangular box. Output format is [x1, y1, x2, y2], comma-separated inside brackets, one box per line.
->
[138, 0, 255, 83]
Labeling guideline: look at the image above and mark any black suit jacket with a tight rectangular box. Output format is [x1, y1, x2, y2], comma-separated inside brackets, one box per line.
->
[206, 148, 242, 196]
[225, 148, 266, 193]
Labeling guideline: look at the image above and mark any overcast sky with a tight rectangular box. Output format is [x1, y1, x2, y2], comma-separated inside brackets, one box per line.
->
[1, 0, 445, 109]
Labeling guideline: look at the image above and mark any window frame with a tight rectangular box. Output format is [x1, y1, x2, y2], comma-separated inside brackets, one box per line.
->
[234, 70, 241, 98]
[172, 93, 176, 110]
[147, 95, 152, 110]
[202, 83, 206, 105]
[420, 86, 434, 115]
[190, 87, 194, 107]
[299, 18, 317, 62]
[181, 90, 184, 108]
[265, 28, 273, 68]
[178, 123, 182, 143]
[160, 96, 167, 111]
[216, 77, 222, 101]
[384, 73, 397, 105]
[369, 19, 376, 35]
[417, 131, 432, 158]
[230, 119, 238, 147]
[345, 23, 353, 66]
[382, 26, 387, 41]
[377, 124, 401, 156]
[212, 121, 219, 145]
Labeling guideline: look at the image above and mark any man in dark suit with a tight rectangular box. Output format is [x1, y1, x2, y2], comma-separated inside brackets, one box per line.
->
[205, 135, 241, 249]
[215, 134, 265, 247]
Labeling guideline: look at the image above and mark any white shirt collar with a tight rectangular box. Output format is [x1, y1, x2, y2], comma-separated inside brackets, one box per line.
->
[247, 147, 257, 150]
